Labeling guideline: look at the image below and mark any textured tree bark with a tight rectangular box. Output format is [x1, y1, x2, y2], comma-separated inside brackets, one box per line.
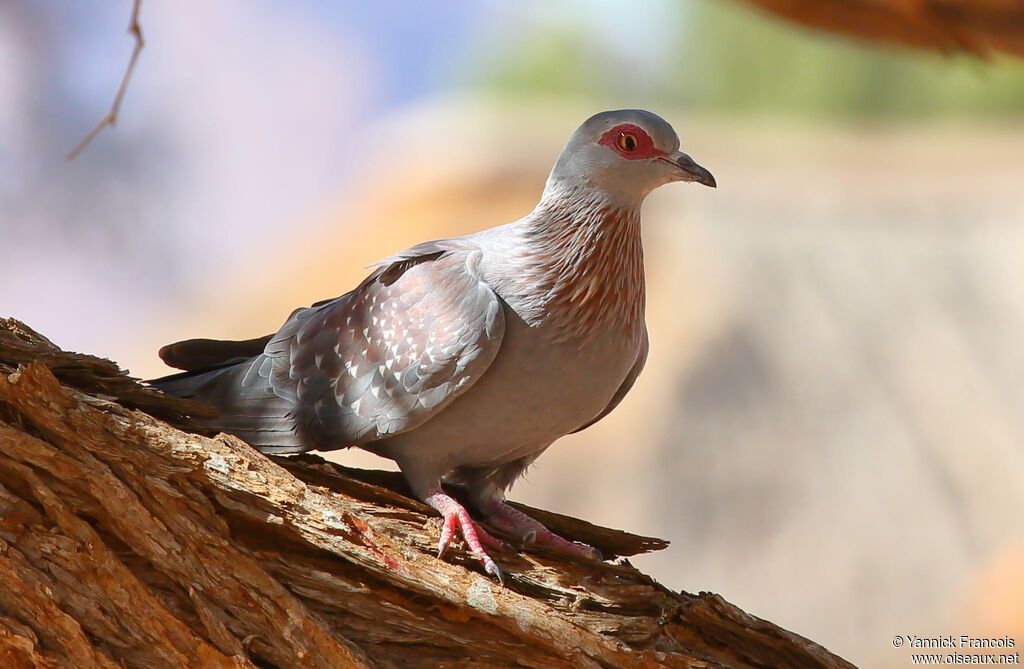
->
[735, 0, 1024, 58]
[0, 319, 853, 668]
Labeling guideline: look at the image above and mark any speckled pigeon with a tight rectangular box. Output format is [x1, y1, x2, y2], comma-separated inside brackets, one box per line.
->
[152, 110, 715, 581]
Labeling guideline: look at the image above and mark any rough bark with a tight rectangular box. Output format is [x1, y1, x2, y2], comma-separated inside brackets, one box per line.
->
[735, 0, 1024, 58]
[0, 318, 853, 668]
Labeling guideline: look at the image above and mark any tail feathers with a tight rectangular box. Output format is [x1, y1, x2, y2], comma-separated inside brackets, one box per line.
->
[149, 358, 308, 453]
[148, 365, 233, 399]
[159, 335, 273, 372]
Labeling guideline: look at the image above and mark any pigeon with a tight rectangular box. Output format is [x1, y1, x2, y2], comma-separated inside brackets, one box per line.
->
[152, 109, 715, 581]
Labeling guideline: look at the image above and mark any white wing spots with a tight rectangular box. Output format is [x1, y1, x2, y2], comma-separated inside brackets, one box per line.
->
[279, 246, 504, 445]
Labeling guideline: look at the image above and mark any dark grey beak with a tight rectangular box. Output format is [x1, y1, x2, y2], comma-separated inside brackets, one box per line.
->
[668, 151, 716, 188]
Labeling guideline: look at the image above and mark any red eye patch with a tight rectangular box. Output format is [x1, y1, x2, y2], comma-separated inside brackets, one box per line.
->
[598, 123, 664, 160]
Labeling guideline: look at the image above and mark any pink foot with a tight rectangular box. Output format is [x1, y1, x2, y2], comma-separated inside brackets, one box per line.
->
[425, 492, 505, 582]
[487, 502, 603, 562]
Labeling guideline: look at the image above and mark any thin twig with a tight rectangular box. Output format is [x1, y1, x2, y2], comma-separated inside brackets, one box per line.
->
[67, 0, 145, 161]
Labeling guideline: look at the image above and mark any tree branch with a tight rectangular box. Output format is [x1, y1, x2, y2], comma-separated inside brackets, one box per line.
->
[734, 0, 1024, 58]
[67, 0, 144, 161]
[0, 318, 853, 668]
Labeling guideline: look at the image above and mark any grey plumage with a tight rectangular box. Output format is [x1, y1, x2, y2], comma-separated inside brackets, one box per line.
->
[155, 240, 504, 452]
[152, 109, 715, 580]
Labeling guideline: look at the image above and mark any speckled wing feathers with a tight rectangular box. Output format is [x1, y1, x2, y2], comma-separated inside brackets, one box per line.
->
[251, 242, 505, 448]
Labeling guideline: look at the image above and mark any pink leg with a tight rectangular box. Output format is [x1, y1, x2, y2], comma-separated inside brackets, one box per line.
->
[425, 492, 505, 582]
[487, 501, 603, 562]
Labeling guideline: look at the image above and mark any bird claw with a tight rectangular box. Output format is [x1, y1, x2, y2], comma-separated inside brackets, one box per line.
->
[426, 493, 602, 582]
[483, 557, 504, 585]
[488, 501, 604, 562]
[542, 536, 603, 562]
[427, 492, 505, 582]
[436, 510, 458, 559]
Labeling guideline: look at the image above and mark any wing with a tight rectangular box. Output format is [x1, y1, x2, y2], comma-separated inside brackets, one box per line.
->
[571, 328, 648, 434]
[254, 241, 505, 447]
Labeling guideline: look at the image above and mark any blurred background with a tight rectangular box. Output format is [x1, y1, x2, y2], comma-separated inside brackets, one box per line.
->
[3, 0, 1024, 665]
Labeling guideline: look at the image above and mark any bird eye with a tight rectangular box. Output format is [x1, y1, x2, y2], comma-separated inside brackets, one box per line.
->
[617, 133, 638, 152]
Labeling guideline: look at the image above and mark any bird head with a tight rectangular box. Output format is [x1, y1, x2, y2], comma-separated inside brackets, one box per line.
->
[545, 109, 715, 209]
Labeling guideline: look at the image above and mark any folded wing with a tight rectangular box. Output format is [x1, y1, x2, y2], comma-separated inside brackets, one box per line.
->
[172, 241, 506, 452]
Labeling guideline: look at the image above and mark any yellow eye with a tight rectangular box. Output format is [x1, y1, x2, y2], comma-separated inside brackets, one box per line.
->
[617, 132, 638, 152]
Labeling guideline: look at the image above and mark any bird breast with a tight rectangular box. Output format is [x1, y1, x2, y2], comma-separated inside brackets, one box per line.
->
[513, 204, 646, 346]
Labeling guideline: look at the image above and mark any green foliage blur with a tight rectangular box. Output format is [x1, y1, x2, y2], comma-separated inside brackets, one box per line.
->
[481, 0, 1024, 119]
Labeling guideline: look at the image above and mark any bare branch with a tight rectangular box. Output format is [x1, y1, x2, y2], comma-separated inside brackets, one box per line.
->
[67, 0, 145, 161]
[0, 317, 856, 668]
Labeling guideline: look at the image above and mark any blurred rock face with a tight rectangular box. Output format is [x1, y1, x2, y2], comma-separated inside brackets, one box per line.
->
[141, 104, 1024, 666]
